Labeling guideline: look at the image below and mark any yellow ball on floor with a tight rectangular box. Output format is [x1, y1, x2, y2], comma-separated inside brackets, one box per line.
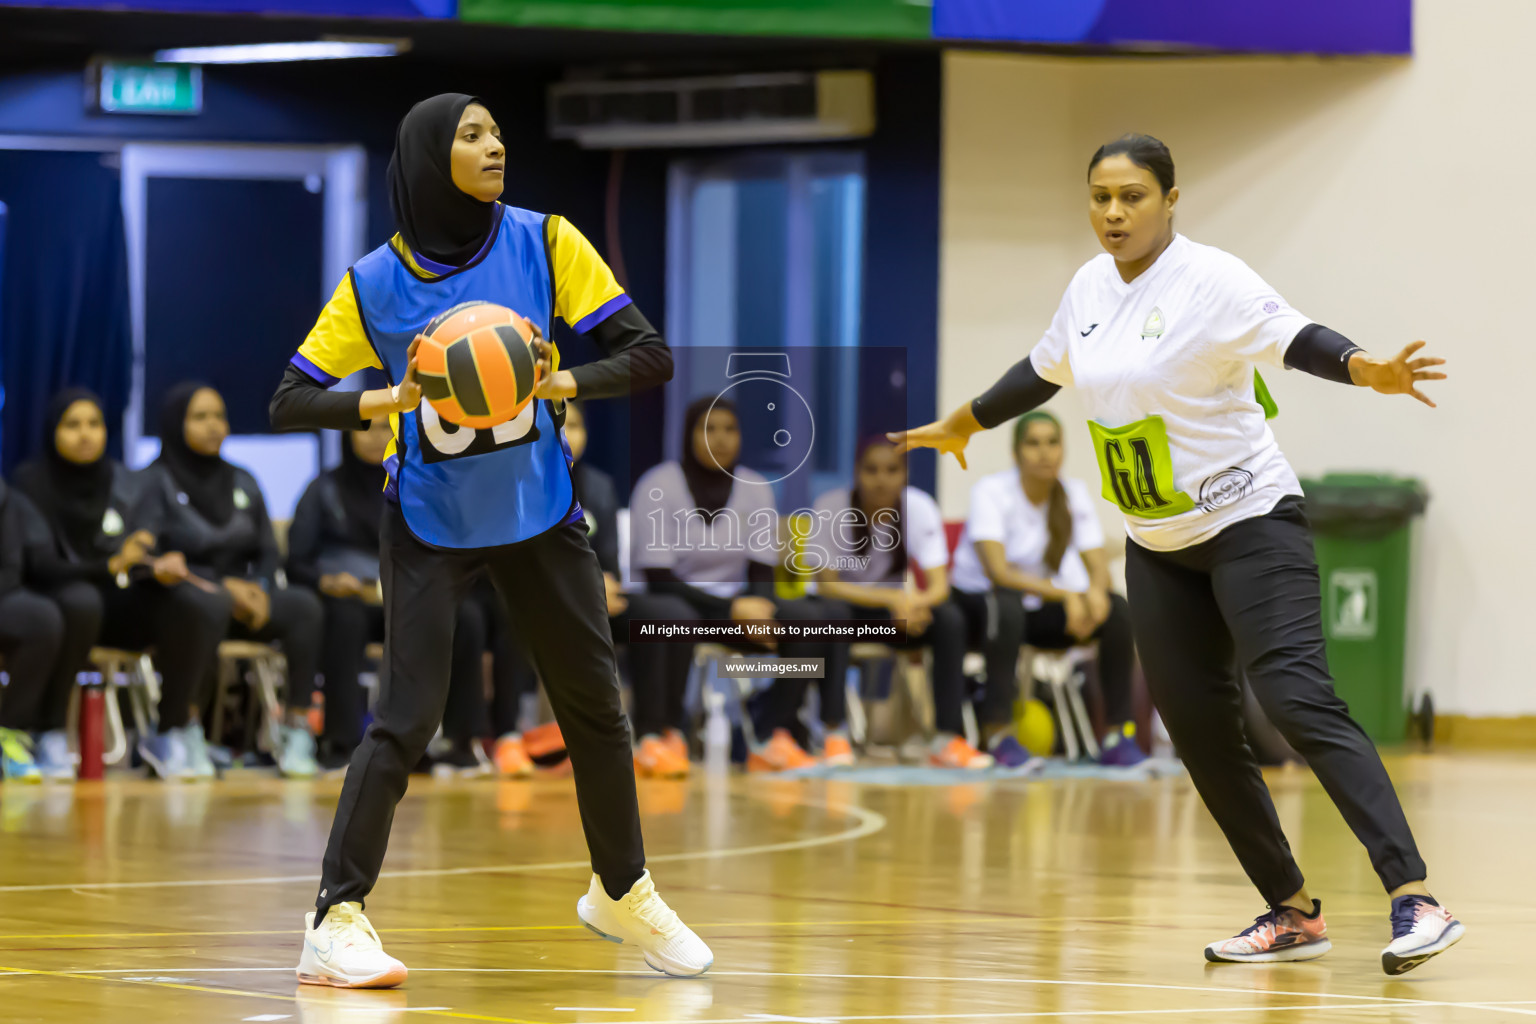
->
[1014, 698, 1056, 757]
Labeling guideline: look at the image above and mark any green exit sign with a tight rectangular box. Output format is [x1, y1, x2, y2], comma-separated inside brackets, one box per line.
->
[89, 60, 202, 116]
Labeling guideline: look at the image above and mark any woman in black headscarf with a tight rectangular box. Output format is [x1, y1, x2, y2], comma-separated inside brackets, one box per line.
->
[269, 93, 706, 987]
[630, 395, 854, 772]
[286, 418, 488, 772]
[138, 382, 323, 779]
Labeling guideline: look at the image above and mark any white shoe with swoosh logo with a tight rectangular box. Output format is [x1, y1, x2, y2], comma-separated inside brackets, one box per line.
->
[296, 902, 408, 988]
[576, 870, 713, 977]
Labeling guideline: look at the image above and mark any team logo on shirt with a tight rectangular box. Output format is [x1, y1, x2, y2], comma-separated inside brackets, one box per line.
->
[101, 508, 125, 537]
[234, 488, 250, 510]
[1198, 467, 1254, 512]
[1140, 307, 1166, 339]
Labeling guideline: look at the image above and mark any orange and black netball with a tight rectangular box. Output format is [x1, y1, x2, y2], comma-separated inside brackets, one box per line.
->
[416, 301, 542, 429]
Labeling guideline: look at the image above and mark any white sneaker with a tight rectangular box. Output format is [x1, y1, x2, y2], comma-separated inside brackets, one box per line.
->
[281, 726, 320, 779]
[180, 723, 217, 779]
[34, 730, 77, 781]
[1382, 895, 1464, 975]
[296, 902, 408, 989]
[576, 870, 713, 977]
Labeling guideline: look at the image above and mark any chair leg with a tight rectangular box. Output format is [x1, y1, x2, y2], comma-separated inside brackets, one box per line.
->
[1064, 670, 1100, 760]
[103, 662, 129, 767]
[1045, 672, 1080, 761]
[254, 657, 286, 754]
[844, 674, 867, 748]
[136, 654, 162, 733]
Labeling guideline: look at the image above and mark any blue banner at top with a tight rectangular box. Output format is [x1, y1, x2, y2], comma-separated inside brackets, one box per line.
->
[933, 0, 1411, 55]
[0, 0, 454, 15]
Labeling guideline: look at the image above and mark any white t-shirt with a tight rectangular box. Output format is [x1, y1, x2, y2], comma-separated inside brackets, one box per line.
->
[809, 485, 949, 585]
[951, 472, 1104, 609]
[1028, 234, 1312, 551]
[629, 461, 780, 598]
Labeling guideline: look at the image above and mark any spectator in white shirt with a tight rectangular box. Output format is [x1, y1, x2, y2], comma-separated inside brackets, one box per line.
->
[809, 438, 991, 770]
[949, 411, 1142, 767]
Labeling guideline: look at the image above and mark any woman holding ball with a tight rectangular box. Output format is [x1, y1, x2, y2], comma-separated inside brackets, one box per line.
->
[894, 134, 1461, 975]
[270, 93, 710, 986]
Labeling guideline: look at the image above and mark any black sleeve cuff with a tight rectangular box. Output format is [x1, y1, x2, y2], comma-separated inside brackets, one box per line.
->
[971, 356, 1062, 429]
[1283, 324, 1362, 386]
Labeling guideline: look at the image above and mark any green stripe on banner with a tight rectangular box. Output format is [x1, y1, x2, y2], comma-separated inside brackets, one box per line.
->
[459, 0, 933, 39]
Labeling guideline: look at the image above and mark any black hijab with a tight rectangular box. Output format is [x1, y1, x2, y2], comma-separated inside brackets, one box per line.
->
[21, 389, 117, 559]
[387, 93, 499, 267]
[681, 395, 739, 522]
[156, 381, 236, 526]
[335, 428, 386, 549]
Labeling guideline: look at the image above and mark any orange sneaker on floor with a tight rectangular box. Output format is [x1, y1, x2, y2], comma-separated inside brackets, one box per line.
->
[635, 734, 689, 779]
[822, 732, 855, 767]
[493, 734, 534, 778]
[747, 729, 816, 772]
[662, 728, 689, 764]
[929, 736, 994, 770]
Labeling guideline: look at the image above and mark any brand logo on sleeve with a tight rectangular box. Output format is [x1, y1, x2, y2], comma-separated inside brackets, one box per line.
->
[1263, 301, 1280, 314]
[1140, 307, 1165, 339]
[1080, 324, 1099, 337]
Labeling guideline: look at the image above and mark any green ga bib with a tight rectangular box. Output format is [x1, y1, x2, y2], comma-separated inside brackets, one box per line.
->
[1087, 415, 1197, 519]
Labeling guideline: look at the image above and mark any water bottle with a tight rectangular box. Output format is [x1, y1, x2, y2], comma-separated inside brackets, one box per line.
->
[704, 689, 731, 776]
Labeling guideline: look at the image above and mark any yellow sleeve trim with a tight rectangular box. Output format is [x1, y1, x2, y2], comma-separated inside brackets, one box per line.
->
[546, 216, 629, 333]
[296, 275, 382, 381]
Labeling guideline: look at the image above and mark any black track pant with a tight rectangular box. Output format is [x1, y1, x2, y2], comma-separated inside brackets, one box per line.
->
[754, 596, 854, 734]
[0, 588, 64, 731]
[100, 581, 232, 731]
[845, 599, 969, 736]
[317, 505, 643, 916]
[1124, 496, 1426, 904]
[619, 591, 698, 740]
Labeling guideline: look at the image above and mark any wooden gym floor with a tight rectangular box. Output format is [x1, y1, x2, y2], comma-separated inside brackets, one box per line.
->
[0, 752, 1531, 1023]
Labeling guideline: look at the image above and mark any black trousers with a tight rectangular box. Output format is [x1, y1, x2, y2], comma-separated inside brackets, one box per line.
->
[228, 586, 325, 713]
[319, 595, 487, 755]
[0, 588, 64, 732]
[618, 591, 697, 740]
[755, 596, 854, 735]
[473, 578, 536, 738]
[1124, 496, 1426, 903]
[845, 599, 969, 736]
[99, 581, 233, 731]
[317, 506, 643, 914]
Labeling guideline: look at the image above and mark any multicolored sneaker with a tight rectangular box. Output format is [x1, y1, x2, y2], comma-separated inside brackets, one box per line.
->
[1205, 900, 1331, 963]
[1382, 895, 1463, 975]
[0, 728, 41, 783]
[1098, 723, 1148, 767]
[929, 735, 994, 770]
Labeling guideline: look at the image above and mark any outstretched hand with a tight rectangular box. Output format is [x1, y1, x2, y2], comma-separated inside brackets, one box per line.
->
[1350, 341, 1447, 408]
[887, 405, 983, 469]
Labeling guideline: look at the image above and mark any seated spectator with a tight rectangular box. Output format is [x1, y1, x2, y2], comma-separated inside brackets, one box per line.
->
[631, 396, 850, 771]
[565, 399, 696, 777]
[0, 474, 67, 782]
[950, 411, 1142, 766]
[810, 438, 989, 769]
[137, 382, 324, 778]
[10, 389, 229, 781]
[286, 418, 488, 774]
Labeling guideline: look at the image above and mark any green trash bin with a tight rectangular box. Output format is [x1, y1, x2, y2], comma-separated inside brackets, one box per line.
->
[1299, 473, 1428, 744]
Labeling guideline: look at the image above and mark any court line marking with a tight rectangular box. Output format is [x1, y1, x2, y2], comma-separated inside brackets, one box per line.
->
[0, 796, 885, 894]
[3, 965, 1484, 1009]
[0, 915, 1155, 941]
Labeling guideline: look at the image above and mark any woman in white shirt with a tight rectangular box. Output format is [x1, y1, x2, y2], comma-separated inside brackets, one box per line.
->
[631, 396, 852, 771]
[949, 411, 1140, 768]
[810, 437, 989, 770]
[895, 134, 1459, 974]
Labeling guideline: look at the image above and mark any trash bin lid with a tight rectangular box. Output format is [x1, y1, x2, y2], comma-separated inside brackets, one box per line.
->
[1299, 473, 1428, 537]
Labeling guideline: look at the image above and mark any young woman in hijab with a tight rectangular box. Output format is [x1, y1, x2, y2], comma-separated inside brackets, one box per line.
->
[286, 418, 490, 773]
[10, 390, 222, 780]
[631, 396, 854, 771]
[138, 382, 324, 779]
[269, 94, 709, 986]
[808, 437, 990, 769]
[0, 475, 67, 781]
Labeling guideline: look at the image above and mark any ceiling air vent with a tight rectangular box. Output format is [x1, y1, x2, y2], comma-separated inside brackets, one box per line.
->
[548, 70, 874, 149]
